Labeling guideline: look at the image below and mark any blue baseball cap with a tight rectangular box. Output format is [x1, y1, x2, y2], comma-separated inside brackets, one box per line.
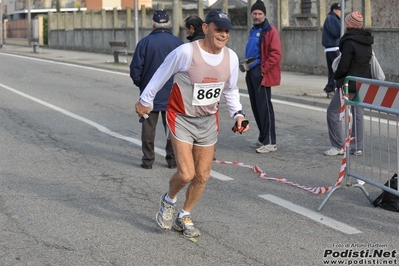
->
[205, 10, 234, 30]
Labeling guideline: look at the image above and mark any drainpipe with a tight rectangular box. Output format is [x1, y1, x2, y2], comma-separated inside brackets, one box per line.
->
[28, 0, 31, 46]
[0, 0, 3, 48]
[134, 0, 138, 46]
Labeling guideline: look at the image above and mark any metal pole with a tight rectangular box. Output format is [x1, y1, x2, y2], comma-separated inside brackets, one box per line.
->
[28, 0, 31, 46]
[247, 0, 255, 34]
[0, 0, 3, 48]
[134, 0, 138, 46]
[172, 0, 179, 36]
[340, 0, 345, 37]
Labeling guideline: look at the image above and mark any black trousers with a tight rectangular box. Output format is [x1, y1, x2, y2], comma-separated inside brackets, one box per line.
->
[245, 66, 276, 145]
[141, 111, 175, 167]
[324, 50, 341, 93]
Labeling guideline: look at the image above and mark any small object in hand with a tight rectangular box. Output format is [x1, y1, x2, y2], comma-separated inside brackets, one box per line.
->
[239, 57, 257, 72]
[139, 114, 149, 123]
[232, 120, 249, 134]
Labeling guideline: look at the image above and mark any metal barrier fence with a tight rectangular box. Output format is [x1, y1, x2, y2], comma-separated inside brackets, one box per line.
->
[318, 76, 399, 211]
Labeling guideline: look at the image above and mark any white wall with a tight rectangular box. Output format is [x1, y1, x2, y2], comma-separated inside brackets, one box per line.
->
[102, 0, 121, 10]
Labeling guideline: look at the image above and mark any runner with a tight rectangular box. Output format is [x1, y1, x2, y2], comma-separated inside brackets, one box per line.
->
[135, 10, 249, 237]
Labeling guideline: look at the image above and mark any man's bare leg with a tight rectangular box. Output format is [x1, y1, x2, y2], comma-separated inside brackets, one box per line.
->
[167, 135, 215, 213]
[182, 144, 215, 212]
[167, 135, 214, 237]
[167, 136, 195, 199]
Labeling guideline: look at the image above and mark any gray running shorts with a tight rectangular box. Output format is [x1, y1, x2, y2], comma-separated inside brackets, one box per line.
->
[167, 113, 218, 147]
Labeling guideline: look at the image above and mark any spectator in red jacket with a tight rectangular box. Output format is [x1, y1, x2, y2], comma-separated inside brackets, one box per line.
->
[244, 0, 282, 154]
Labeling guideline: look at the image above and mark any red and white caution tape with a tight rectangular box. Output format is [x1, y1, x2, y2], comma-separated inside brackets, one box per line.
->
[213, 160, 339, 194]
[213, 88, 354, 195]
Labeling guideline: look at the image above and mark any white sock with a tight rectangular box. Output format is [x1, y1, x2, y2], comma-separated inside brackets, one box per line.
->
[178, 209, 190, 218]
[165, 193, 176, 204]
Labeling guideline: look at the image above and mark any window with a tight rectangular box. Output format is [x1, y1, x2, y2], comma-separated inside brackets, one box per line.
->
[301, 0, 312, 14]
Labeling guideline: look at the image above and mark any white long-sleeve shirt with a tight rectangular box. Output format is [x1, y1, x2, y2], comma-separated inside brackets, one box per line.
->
[139, 41, 242, 118]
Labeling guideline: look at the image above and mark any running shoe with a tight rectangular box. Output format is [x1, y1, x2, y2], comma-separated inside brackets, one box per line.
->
[350, 149, 363, 156]
[256, 144, 278, 153]
[173, 215, 201, 237]
[324, 147, 344, 156]
[155, 193, 175, 230]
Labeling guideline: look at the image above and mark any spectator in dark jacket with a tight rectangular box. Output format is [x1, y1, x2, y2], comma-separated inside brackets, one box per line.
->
[130, 10, 183, 169]
[322, 2, 341, 98]
[184, 15, 205, 42]
[324, 11, 373, 157]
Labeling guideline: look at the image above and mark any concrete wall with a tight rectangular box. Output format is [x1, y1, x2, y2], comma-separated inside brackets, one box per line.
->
[47, 24, 399, 82]
[48, 26, 248, 56]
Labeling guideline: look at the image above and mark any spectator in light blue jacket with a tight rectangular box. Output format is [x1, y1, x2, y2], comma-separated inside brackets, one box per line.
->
[130, 10, 183, 170]
[321, 3, 341, 98]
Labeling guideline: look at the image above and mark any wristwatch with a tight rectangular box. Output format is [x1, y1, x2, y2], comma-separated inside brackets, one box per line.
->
[233, 110, 245, 119]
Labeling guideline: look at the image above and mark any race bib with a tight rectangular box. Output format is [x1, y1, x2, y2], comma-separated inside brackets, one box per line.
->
[192, 82, 224, 106]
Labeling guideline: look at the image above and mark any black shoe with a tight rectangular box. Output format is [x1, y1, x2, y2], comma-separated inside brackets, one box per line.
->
[140, 163, 152, 170]
[167, 164, 177, 169]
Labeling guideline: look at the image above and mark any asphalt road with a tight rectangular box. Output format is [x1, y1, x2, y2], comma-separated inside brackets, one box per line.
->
[0, 51, 398, 266]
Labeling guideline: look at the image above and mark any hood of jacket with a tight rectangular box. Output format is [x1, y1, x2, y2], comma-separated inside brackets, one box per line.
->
[339, 29, 374, 50]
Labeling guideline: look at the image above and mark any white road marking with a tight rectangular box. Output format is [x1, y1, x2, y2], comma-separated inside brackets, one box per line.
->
[259, 194, 362, 234]
[210, 170, 234, 181]
[0, 52, 129, 76]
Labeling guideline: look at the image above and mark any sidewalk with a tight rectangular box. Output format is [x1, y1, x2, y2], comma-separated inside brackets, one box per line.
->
[0, 44, 332, 108]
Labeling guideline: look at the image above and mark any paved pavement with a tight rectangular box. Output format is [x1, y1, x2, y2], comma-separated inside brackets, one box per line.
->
[0, 44, 332, 108]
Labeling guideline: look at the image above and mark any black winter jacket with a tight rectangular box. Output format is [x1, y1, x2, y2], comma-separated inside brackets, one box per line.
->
[186, 27, 205, 42]
[334, 29, 374, 92]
